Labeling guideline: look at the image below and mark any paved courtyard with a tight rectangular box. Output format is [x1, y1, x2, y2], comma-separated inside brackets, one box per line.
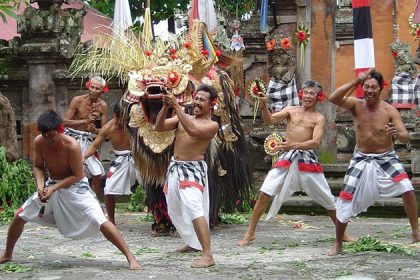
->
[0, 212, 419, 280]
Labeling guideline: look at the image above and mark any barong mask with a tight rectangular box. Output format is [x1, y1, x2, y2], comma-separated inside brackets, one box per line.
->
[70, 18, 219, 185]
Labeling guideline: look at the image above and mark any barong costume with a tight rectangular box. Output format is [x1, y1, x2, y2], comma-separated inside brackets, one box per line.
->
[64, 127, 105, 177]
[337, 149, 413, 223]
[164, 158, 209, 250]
[15, 178, 107, 239]
[261, 149, 336, 220]
[105, 150, 136, 195]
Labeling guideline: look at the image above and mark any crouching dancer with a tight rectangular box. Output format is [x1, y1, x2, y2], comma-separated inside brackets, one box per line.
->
[239, 80, 351, 246]
[0, 111, 140, 270]
[327, 69, 419, 256]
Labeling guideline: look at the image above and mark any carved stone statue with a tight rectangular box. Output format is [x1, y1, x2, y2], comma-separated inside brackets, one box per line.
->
[389, 40, 420, 77]
[265, 35, 298, 112]
[389, 40, 420, 107]
[268, 48, 296, 83]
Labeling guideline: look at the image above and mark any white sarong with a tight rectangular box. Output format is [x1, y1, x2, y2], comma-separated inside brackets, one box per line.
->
[16, 177, 107, 239]
[164, 158, 209, 251]
[64, 127, 105, 177]
[104, 150, 136, 195]
[261, 150, 336, 220]
[337, 149, 414, 223]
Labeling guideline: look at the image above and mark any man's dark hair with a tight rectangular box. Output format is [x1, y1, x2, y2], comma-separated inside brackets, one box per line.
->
[37, 110, 63, 134]
[196, 84, 217, 102]
[365, 70, 384, 90]
[113, 103, 121, 119]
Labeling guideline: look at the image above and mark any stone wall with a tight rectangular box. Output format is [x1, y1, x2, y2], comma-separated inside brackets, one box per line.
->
[0, 3, 122, 162]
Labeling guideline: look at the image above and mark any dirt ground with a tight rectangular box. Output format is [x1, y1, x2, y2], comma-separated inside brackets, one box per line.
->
[0, 212, 419, 280]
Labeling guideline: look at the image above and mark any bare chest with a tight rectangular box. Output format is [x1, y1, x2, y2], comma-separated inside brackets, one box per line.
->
[75, 100, 104, 118]
[289, 113, 316, 129]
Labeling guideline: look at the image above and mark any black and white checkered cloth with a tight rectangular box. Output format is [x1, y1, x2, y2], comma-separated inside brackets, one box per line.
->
[391, 72, 417, 107]
[413, 74, 420, 109]
[267, 78, 299, 112]
[273, 149, 323, 172]
[339, 149, 408, 201]
[165, 158, 208, 191]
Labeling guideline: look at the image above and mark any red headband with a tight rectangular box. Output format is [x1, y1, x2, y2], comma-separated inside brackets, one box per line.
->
[298, 89, 327, 102]
[56, 123, 65, 134]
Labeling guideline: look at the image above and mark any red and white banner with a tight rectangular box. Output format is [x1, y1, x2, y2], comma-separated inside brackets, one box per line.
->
[353, 0, 375, 98]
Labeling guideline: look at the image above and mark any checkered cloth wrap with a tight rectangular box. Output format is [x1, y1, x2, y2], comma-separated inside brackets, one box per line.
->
[273, 149, 323, 173]
[391, 72, 417, 108]
[267, 78, 299, 112]
[339, 149, 408, 201]
[164, 159, 208, 194]
[107, 151, 133, 178]
[413, 74, 420, 109]
[64, 127, 93, 142]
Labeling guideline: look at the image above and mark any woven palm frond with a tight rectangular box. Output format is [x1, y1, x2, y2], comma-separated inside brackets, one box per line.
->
[70, 24, 178, 83]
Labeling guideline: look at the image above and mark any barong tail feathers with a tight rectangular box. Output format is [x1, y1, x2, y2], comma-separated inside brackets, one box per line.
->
[273, 150, 323, 173]
[339, 149, 409, 201]
[206, 71, 253, 226]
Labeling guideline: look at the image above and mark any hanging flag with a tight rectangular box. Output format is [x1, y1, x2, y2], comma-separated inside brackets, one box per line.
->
[198, 0, 217, 33]
[414, 0, 420, 23]
[189, 0, 217, 33]
[353, 0, 375, 98]
[260, 0, 268, 33]
[113, 0, 132, 36]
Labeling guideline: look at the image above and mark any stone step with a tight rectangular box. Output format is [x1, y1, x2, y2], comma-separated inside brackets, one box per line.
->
[253, 163, 412, 180]
[278, 196, 408, 218]
[319, 163, 411, 178]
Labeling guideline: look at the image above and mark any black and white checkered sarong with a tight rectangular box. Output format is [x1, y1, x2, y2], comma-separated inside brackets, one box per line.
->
[267, 78, 299, 112]
[273, 149, 323, 172]
[164, 158, 208, 193]
[391, 72, 417, 107]
[339, 149, 408, 201]
[413, 74, 420, 109]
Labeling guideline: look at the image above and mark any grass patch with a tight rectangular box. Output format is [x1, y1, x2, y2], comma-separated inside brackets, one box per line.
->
[219, 213, 249, 224]
[0, 263, 32, 273]
[335, 269, 352, 277]
[117, 246, 159, 255]
[0, 207, 15, 225]
[135, 214, 155, 222]
[287, 242, 299, 248]
[290, 261, 308, 270]
[343, 236, 417, 257]
[80, 252, 95, 258]
[258, 246, 273, 254]
[133, 246, 160, 254]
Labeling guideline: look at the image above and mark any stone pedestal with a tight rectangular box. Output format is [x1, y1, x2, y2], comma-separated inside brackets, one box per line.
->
[410, 128, 420, 200]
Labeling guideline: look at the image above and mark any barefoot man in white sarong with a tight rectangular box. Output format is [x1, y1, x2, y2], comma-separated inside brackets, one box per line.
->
[64, 76, 109, 197]
[328, 69, 419, 256]
[155, 84, 218, 268]
[84, 103, 138, 225]
[239, 80, 350, 246]
[0, 111, 140, 270]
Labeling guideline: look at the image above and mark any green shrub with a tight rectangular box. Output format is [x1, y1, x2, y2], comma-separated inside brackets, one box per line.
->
[0, 146, 36, 223]
[126, 185, 146, 212]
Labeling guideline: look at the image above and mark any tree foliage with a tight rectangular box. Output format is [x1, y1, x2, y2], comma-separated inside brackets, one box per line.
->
[84, 0, 256, 27]
[216, 0, 255, 19]
[84, 0, 190, 25]
[0, 0, 23, 23]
